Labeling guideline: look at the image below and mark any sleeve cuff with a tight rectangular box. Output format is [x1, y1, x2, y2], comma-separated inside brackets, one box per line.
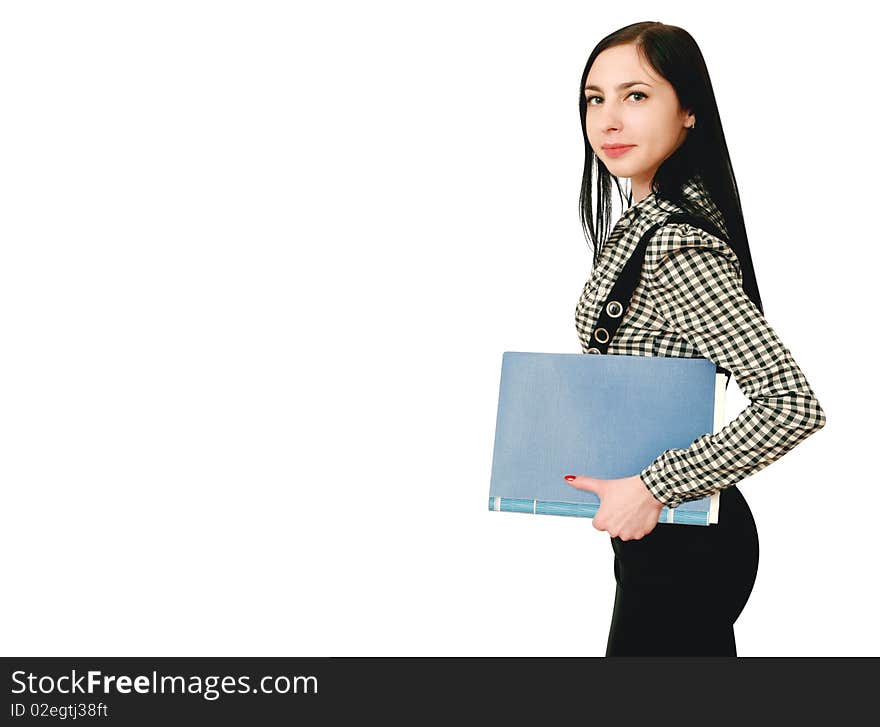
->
[639, 461, 684, 509]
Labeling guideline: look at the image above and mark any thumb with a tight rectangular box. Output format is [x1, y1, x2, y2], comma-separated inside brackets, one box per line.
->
[563, 474, 605, 495]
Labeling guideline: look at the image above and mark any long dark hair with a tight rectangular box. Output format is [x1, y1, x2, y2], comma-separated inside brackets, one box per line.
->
[578, 21, 763, 315]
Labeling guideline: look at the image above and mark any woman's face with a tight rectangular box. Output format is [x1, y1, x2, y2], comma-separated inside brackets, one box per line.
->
[584, 43, 694, 194]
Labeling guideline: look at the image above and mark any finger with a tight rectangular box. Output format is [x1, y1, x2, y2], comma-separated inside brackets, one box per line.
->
[620, 531, 644, 541]
[564, 475, 603, 494]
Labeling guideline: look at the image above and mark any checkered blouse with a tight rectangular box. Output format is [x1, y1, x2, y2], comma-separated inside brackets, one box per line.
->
[574, 176, 827, 508]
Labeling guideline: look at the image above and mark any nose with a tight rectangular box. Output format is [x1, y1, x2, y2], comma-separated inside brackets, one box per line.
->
[602, 116, 622, 134]
[588, 106, 621, 134]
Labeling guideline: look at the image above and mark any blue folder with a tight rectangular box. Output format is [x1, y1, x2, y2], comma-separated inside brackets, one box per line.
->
[488, 352, 726, 526]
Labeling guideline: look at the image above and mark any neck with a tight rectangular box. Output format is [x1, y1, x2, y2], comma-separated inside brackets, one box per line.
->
[630, 175, 654, 204]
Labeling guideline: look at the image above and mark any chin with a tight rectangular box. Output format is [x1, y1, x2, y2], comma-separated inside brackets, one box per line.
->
[603, 160, 639, 176]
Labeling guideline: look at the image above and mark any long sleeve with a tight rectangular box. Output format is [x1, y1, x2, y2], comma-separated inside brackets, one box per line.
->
[638, 226, 827, 508]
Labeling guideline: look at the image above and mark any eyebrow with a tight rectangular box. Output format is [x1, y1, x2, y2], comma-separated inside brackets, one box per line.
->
[584, 80, 653, 92]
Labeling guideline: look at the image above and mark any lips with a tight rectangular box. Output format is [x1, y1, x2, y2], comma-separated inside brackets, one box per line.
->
[602, 144, 636, 158]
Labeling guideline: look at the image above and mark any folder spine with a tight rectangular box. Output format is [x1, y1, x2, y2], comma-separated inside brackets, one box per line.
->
[488, 497, 711, 526]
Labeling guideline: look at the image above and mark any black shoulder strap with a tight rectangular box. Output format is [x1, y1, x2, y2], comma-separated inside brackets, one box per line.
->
[586, 212, 733, 387]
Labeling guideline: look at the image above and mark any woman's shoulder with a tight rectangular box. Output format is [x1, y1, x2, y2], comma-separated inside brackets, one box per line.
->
[642, 217, 741, 283]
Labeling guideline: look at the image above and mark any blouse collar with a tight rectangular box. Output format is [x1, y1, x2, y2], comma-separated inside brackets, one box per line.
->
[615, 174, 726, 234]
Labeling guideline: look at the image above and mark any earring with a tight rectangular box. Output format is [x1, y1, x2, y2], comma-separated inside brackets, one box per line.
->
[688, 119, 696, 129]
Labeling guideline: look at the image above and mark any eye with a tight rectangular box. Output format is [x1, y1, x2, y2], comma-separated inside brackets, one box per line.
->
[585, 90, 648, 106]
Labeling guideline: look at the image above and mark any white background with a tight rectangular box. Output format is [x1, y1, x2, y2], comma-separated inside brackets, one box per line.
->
[1, 1, 875, 656]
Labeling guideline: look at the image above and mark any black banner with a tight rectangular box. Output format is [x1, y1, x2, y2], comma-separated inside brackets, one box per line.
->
[2, 657, 876, 723]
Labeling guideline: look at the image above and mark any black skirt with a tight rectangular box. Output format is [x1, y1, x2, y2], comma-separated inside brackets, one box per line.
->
[605, 485, 760, 656]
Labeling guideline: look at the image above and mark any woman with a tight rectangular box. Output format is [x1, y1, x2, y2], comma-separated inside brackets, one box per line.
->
[563, 22, 827, 656]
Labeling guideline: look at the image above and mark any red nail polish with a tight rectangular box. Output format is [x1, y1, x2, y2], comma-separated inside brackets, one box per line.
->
[564, 475, 576, 482]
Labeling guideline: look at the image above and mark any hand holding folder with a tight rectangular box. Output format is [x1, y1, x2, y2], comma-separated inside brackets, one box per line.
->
[562, 472, 665, 540]
[487, 352, 727, 526]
